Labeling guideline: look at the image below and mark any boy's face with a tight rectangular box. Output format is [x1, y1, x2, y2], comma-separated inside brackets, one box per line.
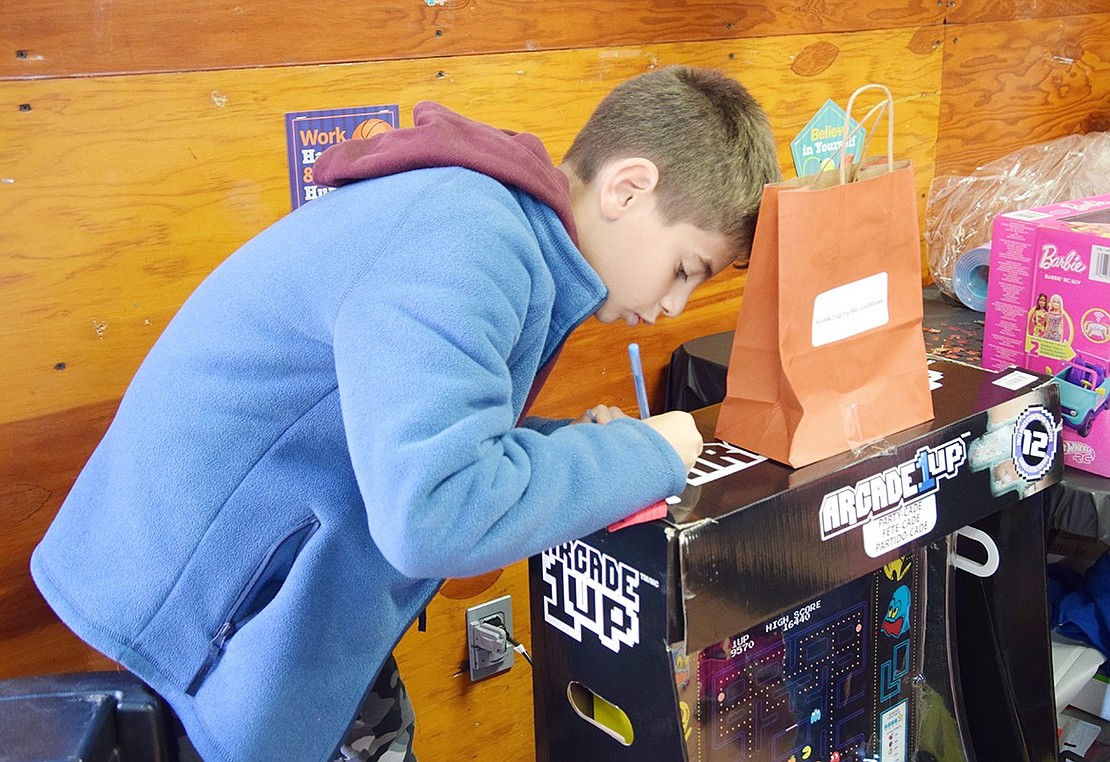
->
[590, 207, 734, 326]
[571, 158, 735, 326]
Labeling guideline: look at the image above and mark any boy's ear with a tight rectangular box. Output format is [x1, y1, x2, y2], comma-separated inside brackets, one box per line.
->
[597, 157, 660, 221]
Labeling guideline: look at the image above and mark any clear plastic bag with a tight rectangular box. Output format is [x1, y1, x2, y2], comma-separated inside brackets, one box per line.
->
[926, 132, 1110, 309]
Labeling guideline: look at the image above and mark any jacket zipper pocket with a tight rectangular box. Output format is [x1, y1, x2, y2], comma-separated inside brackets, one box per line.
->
[186, 515, 320, 695]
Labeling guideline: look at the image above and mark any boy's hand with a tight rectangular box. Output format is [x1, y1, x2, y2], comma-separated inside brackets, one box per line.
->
[576, 405, 629, 425]
[642, 411, 703, 473]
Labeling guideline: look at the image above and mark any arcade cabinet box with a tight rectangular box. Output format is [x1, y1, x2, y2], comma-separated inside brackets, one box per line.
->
[529, 359, 1063, 762]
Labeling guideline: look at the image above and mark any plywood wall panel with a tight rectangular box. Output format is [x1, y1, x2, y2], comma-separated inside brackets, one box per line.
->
[395, 565, 537, 761]
[1, 30, 942, 428]
[1, 26, 941, 762]
[936, 13, 1110, 177]
[948, 0, 1110, 24]
[0, 401, 119, 678]
[1, 0, 944, 79]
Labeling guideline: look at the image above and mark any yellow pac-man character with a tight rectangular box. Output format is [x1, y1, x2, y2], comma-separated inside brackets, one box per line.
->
[680, 701, 692, 741]
[884, 555, 912, 581]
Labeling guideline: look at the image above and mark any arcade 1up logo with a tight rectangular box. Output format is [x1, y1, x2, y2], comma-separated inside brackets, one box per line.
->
[818, 404, 1058, 554]
[541, 540, 655, 653]
[818, 436, 967, 545]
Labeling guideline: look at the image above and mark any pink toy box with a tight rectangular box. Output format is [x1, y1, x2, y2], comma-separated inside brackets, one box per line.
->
[982, 193, 1110, 476]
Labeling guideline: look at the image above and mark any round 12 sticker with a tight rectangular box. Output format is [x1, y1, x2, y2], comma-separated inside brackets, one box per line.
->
[1011, 405, 1058, 481]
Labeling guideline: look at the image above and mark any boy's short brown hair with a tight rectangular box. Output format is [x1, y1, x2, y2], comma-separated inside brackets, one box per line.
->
[563, 65, 780, 263]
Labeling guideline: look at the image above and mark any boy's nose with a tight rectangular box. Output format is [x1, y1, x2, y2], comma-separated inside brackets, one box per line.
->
[660, 288, 692, 318]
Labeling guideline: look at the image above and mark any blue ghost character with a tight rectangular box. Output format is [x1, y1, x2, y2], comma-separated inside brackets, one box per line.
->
[882, 584, 911, 638]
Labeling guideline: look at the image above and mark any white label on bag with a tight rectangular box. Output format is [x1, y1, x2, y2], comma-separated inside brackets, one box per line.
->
[811, 272, 889, 347]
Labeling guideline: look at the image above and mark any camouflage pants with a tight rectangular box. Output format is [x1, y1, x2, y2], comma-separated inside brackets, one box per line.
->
[333, 653, 418, 762]
[173, 654, 416, 761]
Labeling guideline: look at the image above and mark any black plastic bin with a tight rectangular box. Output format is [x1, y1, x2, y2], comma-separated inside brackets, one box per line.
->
[0, 672, 171, 762]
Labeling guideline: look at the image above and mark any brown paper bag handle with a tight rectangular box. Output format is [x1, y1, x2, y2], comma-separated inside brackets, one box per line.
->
[839, 84, 895, 184]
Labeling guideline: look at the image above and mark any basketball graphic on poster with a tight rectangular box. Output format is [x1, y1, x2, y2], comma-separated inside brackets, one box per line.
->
[351, 118, 393, 140]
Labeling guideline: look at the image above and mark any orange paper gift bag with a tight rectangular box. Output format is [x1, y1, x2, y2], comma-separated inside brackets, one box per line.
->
[715, 85, 933, 468]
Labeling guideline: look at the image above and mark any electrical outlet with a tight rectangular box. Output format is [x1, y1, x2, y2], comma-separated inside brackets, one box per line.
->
[466, 594, 514, 681]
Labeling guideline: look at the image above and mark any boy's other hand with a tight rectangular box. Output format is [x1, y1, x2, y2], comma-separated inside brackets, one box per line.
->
[576, 405, 629, 425]
[643, 411, 703, 472]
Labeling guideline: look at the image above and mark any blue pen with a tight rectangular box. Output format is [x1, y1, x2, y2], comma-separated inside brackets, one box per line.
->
[628, 343, 651, 419]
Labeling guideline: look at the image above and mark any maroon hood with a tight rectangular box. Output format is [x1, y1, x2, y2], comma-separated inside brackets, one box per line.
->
[313, 102, 577, 243]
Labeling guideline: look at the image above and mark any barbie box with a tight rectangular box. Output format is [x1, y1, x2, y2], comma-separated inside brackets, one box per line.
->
[982, 193, 1110, 476]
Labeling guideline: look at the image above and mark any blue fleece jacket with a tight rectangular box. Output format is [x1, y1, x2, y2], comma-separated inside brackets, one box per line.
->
[31, 106, 687, 762]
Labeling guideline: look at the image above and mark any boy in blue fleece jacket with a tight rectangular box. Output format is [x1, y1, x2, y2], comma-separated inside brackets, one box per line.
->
[31, 65, 779, 761]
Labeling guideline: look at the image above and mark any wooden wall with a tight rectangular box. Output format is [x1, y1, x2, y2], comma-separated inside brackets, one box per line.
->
[1, 2, 1107, 759]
